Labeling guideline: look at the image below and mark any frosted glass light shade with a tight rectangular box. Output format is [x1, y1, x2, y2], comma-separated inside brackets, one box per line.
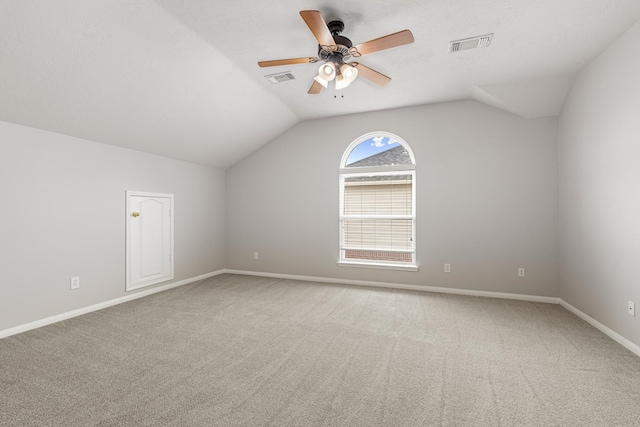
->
[340, 64, 358, 84]
[314, 75, 329, 88]
[318, 63, 336, 81]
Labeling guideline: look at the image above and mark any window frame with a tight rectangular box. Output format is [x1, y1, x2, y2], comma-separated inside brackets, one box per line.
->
[338, 132, 418, 271]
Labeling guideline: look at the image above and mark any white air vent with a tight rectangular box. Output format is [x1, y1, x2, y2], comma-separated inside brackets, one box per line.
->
[449, 33, 493, 53]
[265, 71, 296, 84]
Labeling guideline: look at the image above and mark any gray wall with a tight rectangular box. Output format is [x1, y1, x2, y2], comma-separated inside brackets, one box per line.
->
[0, 121, 226, 331]
[226, 100, 559, 297]
[558, 21, 640, 346]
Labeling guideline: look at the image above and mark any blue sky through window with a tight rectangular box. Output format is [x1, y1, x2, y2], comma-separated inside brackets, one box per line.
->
[346, 136, 400, 165]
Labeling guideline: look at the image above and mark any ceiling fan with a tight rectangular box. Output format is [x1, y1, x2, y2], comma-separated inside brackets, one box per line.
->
[258, 10, 414, 94]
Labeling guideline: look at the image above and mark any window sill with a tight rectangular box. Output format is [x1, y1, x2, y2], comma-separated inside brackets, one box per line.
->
[337, 261, 419, 272]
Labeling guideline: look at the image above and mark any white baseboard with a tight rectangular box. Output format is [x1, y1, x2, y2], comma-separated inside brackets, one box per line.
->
[559, 300, 640, 358]
[0, 270, 225, 340]
[225, 269, 640, 357]
[5, 268, 639, 359]
[223, 269, 561, 304]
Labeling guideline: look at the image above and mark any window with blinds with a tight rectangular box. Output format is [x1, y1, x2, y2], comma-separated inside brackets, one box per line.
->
[339, 133, 416, 270]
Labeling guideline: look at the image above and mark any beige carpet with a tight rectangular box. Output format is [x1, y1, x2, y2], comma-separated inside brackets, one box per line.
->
[1, 274, 639, 426]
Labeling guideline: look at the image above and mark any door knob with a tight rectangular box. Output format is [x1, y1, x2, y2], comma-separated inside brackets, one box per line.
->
[132, 212, 140, 217]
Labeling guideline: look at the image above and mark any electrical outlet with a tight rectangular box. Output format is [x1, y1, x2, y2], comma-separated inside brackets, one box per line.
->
[444, 263, 451, 273]
[70, 277, 80, 290]
[518, 268, 525, 278]
[629, 301, 635, 317]
[253, 252, 259, 260]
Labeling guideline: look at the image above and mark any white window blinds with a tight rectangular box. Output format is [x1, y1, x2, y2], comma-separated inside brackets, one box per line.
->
[340, 172, 415, 263]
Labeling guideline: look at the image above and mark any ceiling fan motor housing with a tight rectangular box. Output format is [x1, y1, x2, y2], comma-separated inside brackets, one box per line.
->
[318, 21, 353, 63]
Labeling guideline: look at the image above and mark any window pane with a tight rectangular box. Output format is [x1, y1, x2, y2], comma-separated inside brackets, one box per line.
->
[344, 175, 412, 216]
[343, 218, 413, 251]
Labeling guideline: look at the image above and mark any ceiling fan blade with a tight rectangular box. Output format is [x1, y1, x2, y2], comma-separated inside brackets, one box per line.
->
[353, 63, 392, 86]
[308, 80, 324, 94]
[300, 10, 336, 49]
[352, 30, 414, 57]
[258, 57, 318, 68]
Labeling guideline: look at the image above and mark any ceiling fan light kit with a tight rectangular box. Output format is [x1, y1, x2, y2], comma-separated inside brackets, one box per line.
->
[313, 61, 359, 90]
[258, 10, 414, 95]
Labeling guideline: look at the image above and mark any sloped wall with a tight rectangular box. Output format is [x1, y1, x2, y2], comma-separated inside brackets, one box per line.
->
[0, 121, 226, 331]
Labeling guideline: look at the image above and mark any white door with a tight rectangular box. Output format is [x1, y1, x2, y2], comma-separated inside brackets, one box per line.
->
[126, 191, 174, 291]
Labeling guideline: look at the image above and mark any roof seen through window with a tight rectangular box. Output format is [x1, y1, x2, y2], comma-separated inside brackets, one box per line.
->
[345, 136, 412, 167]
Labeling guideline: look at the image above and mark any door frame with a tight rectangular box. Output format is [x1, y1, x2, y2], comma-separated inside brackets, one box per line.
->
[125, 190, 174, 291]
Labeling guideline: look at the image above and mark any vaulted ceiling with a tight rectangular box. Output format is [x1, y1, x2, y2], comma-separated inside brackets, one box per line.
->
[1, 1, 639, 169]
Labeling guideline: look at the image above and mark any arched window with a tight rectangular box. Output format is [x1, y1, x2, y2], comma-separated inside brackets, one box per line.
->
[339, 132, 417, 270]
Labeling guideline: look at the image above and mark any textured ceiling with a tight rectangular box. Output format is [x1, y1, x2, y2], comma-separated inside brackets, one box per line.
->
[1, 1, 639, 169]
